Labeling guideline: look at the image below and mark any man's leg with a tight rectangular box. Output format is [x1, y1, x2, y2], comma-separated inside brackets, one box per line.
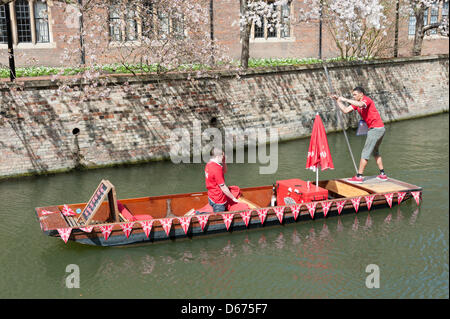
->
[374, 155, 384, 171]
[358, 158, 368, 175]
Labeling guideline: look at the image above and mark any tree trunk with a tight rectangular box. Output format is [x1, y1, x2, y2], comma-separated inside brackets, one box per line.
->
[412, 7, 425, 56]
[393, 0, 400, 57]
[240, 0, 250, 69]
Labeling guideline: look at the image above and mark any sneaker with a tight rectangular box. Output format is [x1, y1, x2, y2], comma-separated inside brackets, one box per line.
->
[376, 174, 388, 181]
[347, 175, 364, 184]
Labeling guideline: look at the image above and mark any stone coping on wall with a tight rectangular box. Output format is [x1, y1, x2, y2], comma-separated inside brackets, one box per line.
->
[1, 54, 448, 91]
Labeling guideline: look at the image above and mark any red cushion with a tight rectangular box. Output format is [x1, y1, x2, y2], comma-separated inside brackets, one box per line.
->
[121, 208, 137, 222]
[134, 214, 153, 221]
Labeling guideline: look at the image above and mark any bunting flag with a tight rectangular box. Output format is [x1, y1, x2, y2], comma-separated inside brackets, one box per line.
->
[364, 195, 376, 211]
[336, 200, 346, 215]
[139, 220, 154, 238]
[57, 228, 72, 243]
[177, 216, 192, 235]
[320, 201, 333, 217]
[160, 218, 173, 237]
[384, 193, 394, 208]
[221, 213, 234, 230]
[196, 214, 210, 231]
[289, 204, 302, 220]
[306, 202, 317, 219]
[61, 204, 76, 217]
[79, 226, 94, 233]
[273, 206, 285, 224]
[351, 197, 361, 213]
[256, 208, 269, 225]
[411, 191, 422, 205]
[397, 192, 407, 205]
[239, 210, 252, 227]
[41, 209, 57, 216]
[120, 222, 135, 239]
[99, 225, 113, 241]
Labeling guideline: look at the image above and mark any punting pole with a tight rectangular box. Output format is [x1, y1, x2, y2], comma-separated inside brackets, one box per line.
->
[322, 64, 358, 174]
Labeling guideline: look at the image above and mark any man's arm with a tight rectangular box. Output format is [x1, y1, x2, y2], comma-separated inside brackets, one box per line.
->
[219, 184, 239, 203]
[331, 95, 354, 114]
[340, 97, 366, 108]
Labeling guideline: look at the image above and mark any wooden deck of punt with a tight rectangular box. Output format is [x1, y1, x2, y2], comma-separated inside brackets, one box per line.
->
[35, 176, 422, 247]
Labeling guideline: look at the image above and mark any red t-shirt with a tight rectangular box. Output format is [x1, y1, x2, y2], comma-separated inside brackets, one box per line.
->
[351, 95, 384, 128]
[205, 161, 226, 204]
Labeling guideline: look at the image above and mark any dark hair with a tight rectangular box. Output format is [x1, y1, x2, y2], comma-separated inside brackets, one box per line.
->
[353, 87, 365, 95]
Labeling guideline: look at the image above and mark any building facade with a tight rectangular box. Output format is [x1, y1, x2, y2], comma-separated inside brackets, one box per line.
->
[0, 0, 449, 68]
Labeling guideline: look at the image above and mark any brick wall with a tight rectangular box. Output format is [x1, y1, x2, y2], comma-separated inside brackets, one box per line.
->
[0, 55, 448, 178]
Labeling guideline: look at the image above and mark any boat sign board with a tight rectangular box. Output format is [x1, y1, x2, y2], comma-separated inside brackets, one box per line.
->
[77, 180, 116, 225]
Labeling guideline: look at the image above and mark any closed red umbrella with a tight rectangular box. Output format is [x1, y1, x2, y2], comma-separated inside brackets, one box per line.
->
[306, 114, 334, 186]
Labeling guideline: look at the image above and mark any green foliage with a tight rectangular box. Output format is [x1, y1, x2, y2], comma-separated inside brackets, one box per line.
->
[0, 56, 373, 79]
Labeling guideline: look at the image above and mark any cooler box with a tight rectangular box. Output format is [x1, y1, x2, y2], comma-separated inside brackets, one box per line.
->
[276, 179, 328, 205]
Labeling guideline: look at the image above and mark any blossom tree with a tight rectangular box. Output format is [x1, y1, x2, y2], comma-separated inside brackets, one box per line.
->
[405, 0, 449, 56]
[239, 0, 289, 69]
[299, 0, 392, 59]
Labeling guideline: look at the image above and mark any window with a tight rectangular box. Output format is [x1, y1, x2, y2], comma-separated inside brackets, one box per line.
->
[15, 0, 32, 43]
[250, 0, 292, 41]
[408, 1, 448, 37]
[430, 4, 439, 34]
[109, 0, 184, 43]
[108, 0, 138, 42]
[34, 1, 49, 43]
[408, 15, 416, 35]
[0, 5, 7, 44]
[0, 1, 51, 46]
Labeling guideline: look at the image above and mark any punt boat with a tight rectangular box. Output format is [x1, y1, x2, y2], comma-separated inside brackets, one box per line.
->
[35, 177, 422, 247]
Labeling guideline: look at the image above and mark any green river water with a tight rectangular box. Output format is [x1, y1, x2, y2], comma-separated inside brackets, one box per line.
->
[0, 113, 448, 299]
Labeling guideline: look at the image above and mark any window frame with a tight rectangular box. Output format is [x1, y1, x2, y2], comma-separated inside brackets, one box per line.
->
[108, 0, 186, 46]
[408, 1, 449, 38]
[0, 0, 54, 49]
[249, 0, 294, 43]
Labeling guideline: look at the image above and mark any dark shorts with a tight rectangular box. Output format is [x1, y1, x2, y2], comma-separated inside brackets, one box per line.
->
[208, 198, 227, 213]
[361, 127, 385, 160]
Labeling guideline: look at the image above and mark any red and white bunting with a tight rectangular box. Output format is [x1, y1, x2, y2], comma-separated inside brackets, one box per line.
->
[411, 191, 422, 205]
[99, 225, 113, 241]
[177, 216, 192, 235]
[397, 192, 407, 205]
[61, 204, 76, 217]
[57, 228, 72, 243]
[41, 209, 57, 216]
[351, 197, 361, 213]
[273, 206, 285, 224]
[160, 218, 173, 237]
[336, 200, 346, 215]
[384, 193, 394, 208]
[196, 214, 210, 231]
[320, 201, 332, 217]
[256, 208, 269, 225]
[289, 204, 302, 220]
[364, 195, 376, 211]
[79, 226, 93, 233]
[120, 222, 135, 239]
[306, 202, 317, 219]
[239, 210, 252, 227]
[139, 220, 154, 238]
[221, 213, 234, 230]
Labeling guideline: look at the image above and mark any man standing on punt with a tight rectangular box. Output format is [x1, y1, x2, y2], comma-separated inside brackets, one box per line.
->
[331, 87, 388, 184]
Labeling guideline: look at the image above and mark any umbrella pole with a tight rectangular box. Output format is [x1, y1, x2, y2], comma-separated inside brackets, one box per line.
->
[322, 64, 358, 174]
[316, 167, 319, 189]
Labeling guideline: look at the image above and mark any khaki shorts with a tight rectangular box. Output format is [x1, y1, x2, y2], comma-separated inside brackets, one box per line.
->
[361, 127, 385, 160]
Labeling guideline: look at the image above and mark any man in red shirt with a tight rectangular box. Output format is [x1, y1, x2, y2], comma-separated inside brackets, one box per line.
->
[332, 87, 387, 183]
[204, 148, 239, 212]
